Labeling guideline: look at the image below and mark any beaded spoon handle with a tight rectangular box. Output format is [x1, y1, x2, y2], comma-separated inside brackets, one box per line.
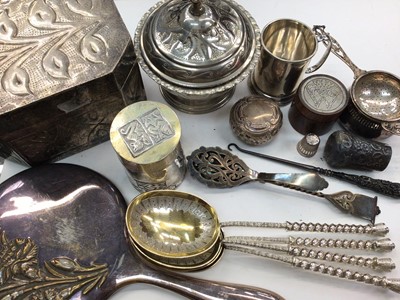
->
[224, 236, 395, 252]
[222, 242, 395, 272]
[220, 221, 389, 236]
[224, 244, 400, 294]
[220, 221, 394, 271]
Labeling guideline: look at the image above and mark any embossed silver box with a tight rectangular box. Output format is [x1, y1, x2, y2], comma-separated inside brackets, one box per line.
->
[0, 0, 146, 165]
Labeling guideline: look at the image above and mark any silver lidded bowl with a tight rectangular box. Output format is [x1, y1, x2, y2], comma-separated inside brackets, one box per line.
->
[135, 0, 260, 114]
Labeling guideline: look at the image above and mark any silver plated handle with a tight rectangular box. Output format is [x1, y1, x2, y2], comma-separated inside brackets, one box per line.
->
[305, 25, 332, 74]
[224, 236, 395, 252]
[220, 221, 389, 236]
[140, 270, 286, 300]
[224, 245, 400, 295]
[224, 244, 395, 272]
[313, 25, 366, 78]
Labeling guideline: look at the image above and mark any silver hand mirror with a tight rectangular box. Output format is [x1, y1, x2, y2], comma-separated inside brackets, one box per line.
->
[0, 163, 284, 300]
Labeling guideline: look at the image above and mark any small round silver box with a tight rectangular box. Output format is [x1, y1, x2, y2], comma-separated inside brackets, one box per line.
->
[230, 96, 283, 145]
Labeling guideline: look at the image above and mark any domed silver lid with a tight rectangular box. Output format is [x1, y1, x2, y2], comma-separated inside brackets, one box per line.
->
[134, 0, 260, 112]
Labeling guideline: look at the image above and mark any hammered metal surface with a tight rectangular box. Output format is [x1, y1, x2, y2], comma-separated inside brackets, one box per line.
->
[0, 0, 146, 165]
[0, 0, 131, 114]
[324, 130, 392, 171]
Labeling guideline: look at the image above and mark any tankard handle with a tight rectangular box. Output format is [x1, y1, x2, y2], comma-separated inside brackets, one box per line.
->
[305, 25, 332, 74]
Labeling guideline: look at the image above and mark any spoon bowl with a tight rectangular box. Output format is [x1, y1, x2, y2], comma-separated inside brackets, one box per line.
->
[126, 190, 221, 260]
[124, 189, 400, 295]
[0, 164, 284, 300]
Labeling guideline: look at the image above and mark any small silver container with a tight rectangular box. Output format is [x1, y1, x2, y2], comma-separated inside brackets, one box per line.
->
[134, 0, 260, 114]
[230, 96, 283, 145]
[110, 101, 186, 192]
[288, 74, 348, 135]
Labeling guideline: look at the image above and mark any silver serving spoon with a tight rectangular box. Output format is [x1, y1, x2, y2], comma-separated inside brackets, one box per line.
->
[126, 190, 399, 294]
[187, 146, 380, 224]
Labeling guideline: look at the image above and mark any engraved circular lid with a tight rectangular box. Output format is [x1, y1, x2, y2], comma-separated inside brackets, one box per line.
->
[110, 101, 181, 165]
[126, 190, 221, 259]
[230, 96, 282, 145]
[298, 74, 349, 116]
[134, 0, 260, 93]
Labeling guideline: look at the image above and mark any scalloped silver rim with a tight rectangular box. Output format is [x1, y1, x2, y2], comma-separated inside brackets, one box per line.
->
[134, 0, 261, 96]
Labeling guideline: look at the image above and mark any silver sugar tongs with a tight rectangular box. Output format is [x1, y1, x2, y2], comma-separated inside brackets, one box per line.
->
[187, 146, 380, 224]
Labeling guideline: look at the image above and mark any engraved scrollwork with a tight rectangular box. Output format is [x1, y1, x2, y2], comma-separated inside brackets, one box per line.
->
[0, 228, 108, 299]
[130, 178, 174, 193]
[326, 130, 392, 171]
[303, 77, 345, 111]
[156, 0, 241, 62]
[119, 108, 175, 157]
[324, 191, 354, 212]
[382, 121, 400, 135]
[187, 146, 252, 188]
[0, 0, 112, 100]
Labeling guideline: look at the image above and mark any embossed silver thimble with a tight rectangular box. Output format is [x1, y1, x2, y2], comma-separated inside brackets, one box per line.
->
[297, 133, 320, 157]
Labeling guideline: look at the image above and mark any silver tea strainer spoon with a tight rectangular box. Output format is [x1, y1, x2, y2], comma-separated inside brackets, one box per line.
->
[314, 26, 400, 135]
[187, 146, 380, 223]
[125, 190, 400, 294]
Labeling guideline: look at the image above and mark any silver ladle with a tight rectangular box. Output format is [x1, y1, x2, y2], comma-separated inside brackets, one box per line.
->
[187, 146, 380, 223]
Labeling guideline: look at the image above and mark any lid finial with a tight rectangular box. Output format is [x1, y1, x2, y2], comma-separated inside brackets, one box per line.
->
[190, 0, 205, 16]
